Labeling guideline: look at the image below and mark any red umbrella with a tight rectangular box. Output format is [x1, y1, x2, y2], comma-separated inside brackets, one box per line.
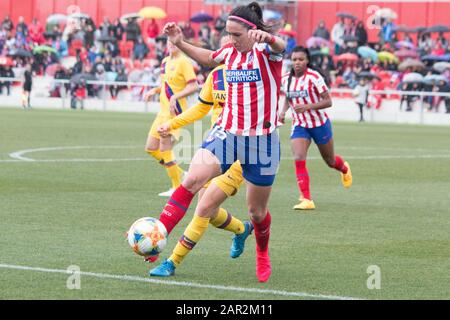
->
[0, 56, 13, 66]
[45, 63, 65, 77]
[394, 49, 419, 59]
[336, 53, 359, 62]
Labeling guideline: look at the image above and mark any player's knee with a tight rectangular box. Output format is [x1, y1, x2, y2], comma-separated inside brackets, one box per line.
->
[324, 157, 335, 168]
[247, 205, 266, 223]
[195, 202, 217, 218]
[182, 174, 207, 194]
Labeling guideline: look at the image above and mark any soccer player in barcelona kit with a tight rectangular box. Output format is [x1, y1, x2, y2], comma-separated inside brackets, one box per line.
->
[144, 41, 198, 197]
[148, 36, 254, 274]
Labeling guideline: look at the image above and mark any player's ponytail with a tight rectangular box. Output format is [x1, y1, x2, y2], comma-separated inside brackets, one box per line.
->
[290, 46, 329, 84]
[228, 2, 272, 33]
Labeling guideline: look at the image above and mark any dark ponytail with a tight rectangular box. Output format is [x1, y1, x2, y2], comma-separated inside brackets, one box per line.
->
[289, 45, 330, 85]
[228, 2, 272, 33]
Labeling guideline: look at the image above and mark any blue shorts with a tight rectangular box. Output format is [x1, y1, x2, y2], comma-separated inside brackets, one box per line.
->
[201, 126, 280, 187]
[290, 120, 333, 145]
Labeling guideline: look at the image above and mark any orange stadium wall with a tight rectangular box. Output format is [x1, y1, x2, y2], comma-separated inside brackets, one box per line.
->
[1, 0, 449, 44]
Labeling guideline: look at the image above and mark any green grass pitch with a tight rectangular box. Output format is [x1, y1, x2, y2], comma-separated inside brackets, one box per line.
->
[1, 107, 449, 300]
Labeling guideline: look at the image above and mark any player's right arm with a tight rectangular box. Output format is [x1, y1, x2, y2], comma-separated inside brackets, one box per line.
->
[163, 22, 218, 68]
[158, 68, 215, 135]
[167, 101, 213, 131]
[143, 87, 161, 101]
[279, 96, 290, 124]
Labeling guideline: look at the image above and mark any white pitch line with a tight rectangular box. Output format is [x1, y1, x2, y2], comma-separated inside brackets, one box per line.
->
[2, 154, 450, 163]
[0, 263, 361, 300]
[8, 146, 142, 162]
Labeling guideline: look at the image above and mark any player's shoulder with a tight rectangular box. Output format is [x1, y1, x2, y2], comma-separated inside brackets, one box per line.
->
[212, 64, 226, 74]
[306, 68, 322, 80]
[215, 43, 234, 53]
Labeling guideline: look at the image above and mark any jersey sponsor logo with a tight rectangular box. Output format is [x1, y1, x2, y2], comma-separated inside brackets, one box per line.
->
[287, 90, 309, 99]
[226, 69, 261, 83]
[213, 92, 226, 101]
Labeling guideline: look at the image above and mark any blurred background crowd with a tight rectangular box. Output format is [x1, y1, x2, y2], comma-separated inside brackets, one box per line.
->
[0, 5, 448, 112]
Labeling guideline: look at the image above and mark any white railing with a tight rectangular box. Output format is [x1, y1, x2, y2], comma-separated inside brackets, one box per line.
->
[0, 77, 448, 125]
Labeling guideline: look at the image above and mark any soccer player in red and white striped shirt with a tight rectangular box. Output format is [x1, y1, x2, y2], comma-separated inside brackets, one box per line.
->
[279, 46, 353, 210]
[149, 2, 285, 283]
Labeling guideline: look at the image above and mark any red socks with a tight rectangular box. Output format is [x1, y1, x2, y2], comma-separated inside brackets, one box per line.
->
[333, 155, 348, 174]
[252, 211, 271, 253]
[159, 185, 195, 235]
[295, 160, 311, 200]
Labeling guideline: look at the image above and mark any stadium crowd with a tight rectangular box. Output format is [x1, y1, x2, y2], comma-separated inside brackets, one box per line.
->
[0, 10, 449, 112]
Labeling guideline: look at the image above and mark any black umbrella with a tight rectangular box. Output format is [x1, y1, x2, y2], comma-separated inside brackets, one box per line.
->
[43, 31, 58, 39]
[7, 49, 33, 58]
[336, 12, 357, 20]
[426, 25, 450, 33]
[97, 35, 117, 42]
[190, 12, 214, 23]
[70, 73, 97, 84]
[392, 25, 414, 33]
[342, 35, 359, 42]
[357, 71, 380, 80]
[412, 26, 427, 33]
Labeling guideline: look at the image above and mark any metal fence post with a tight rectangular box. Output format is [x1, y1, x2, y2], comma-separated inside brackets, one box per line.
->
[102, 81, 107, 111]
[419, 92, 425, 125]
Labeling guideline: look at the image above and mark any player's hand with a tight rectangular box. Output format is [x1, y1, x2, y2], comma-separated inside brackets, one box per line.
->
[143, 88, 158, 102]
[169, 96, 178, 116]
[278, 111, 286, 124]
[294, 103, 310, 114]
[163, 22, 183, 45]
[157, 122, 171, 137]
[248, 29, 273, 44]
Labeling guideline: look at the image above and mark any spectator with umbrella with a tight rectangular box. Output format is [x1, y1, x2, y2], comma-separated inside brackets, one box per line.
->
[331, 17, 345, 54]
[437, 32, 448, 49]
[399, 73, 424, 111]
[419, 32, 434, 54]
[147, 18, 159, 44]
[431, 42, 445, 56]
[429, 78, 448, 112]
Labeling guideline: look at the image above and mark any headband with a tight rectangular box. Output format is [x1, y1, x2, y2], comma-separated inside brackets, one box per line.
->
[228, 15, 257, 29]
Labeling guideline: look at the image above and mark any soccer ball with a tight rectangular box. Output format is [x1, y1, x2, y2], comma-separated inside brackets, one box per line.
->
[127, 217, 168, 257]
